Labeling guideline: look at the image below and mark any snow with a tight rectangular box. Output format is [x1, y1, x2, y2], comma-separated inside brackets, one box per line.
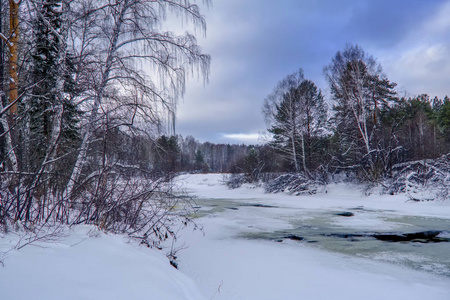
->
[330, 211, 402, 231]
[1, 173, 450, 300]
[175, 174, 450, 300]
[180, 226, 450, 300]
[0, 226, 206, 300]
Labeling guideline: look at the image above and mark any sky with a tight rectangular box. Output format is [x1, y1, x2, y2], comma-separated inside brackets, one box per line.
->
[175, 0, 450, 145]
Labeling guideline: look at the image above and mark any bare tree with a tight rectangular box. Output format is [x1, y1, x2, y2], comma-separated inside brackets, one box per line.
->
[0, 0, 210, 247]
[64, 0, 210, 198]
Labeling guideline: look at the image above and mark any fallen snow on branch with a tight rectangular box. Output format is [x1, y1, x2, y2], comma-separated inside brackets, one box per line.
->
[386, 154, 450, 201]
[264, 173, 325, 195]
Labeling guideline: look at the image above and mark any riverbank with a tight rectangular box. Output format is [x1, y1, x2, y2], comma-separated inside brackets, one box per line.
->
[175, 174, 450, 300]
[0, 225, 206, 300]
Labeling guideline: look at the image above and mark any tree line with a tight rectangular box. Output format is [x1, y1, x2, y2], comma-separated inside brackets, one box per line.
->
[119, 46, 450, 187]
[262, 44, 450, 181]
[152, 135, 277, 176]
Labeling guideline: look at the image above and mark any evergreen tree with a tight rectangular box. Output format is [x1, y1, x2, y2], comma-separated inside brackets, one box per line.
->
[243, 148, 261, 182]
[154, 135, 180, 175]
[325, 44, 397, 176]
[264, 70, 327, 174]
[438, 96, 450, 141]
[27, 0, 80, 177]
[194, 150, 209, 173]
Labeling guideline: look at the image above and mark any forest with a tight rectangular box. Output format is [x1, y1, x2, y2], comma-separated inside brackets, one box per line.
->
[0, 0, 210, 244]
[0, 0, 449, 245]
[164, 45, 450, 195]
[259, 45, 450, 185]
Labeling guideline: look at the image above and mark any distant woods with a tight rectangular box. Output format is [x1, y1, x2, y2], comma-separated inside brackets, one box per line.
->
[150, 45, 450, 184]
[151, 135, 279, 176]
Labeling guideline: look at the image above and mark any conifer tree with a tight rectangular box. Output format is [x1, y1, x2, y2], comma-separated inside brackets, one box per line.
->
[325, 44, 397, 175]
[438, 96, 450, 141]
[263, 70, 327, 174]
[27, 0, 80, 176]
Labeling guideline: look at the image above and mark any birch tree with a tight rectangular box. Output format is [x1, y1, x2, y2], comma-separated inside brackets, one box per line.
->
[263, 70, 304, 172]
[325, 44, 396, 176]
[263, 70, 327, 174]
[0, 0, 210, 239]
[64, 0, 210, 198]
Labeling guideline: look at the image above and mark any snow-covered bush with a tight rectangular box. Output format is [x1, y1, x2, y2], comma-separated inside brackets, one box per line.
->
[264, 173, 324, 195]
[0, 173, 197, 250]
[386, 154, 450, 201]
[225, 174, 248, 189]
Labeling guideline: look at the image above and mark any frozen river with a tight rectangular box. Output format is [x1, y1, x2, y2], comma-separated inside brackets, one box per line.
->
[193, 197, 450, 277]
[176, 174, 450, 300]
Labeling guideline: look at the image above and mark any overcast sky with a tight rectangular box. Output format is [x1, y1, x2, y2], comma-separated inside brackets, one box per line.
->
[175, 0, 450, 145]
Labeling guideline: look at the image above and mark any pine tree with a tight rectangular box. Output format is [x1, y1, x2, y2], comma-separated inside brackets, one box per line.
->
[243, 148, 260, 182]
[325, 44, 397, 175]
[154, 135, 180, 175]
[265, 70, 327, 174]
[438, 96, 450, 141]
[27, 0, 80, 176]
[194, 150, 209, 173]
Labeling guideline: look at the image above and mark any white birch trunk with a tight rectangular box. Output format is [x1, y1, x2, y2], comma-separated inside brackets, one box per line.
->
[64, 1, 129, 198]
[291, 132, 299, 173]
[0, 114, 18, 172]
[301, 133, 308, 176]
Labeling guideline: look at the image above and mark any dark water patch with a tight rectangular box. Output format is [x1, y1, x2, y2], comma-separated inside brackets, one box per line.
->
[336, 212, 354, 217]
[283, 234, 304, 241]
[324, 231, 449, 243]
[241, 231, 305, 243]
[323, 233, 366, 239]
[240, 203, 279, 208]
[226, 207, 239, 210]
[373, 231, 449, 243]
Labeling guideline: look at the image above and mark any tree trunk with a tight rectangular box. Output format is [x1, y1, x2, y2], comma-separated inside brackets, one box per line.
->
[0, 0, 3, 100]
[0, 0, 19, 172]
[301, 133, 308, 176]
[8, 0, 18, 115]
[64, 0, 129, 198]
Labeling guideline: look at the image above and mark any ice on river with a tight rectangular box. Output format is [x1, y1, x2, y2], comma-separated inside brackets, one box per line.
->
[176, 174, 450, 300]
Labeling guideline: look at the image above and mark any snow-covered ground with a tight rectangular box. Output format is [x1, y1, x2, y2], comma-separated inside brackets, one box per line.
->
[1, 173, 449, 300]
[0, 225, 206, 300]
[175, 174, 450, 300]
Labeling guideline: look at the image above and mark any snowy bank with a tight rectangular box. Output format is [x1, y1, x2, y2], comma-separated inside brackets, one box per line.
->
[0, 226, 206, 300]
[175, 174, 450, 300]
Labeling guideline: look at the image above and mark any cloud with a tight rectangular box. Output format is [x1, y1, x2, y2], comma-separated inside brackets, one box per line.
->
[376, 1, 450, 98]
[221, 133, 260, 145]
[175, 0, 450, 144]
[386, 44, 450, 98]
